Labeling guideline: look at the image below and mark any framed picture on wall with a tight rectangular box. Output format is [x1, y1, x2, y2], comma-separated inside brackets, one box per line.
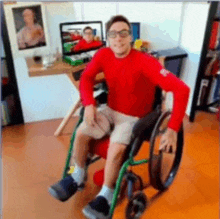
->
[3, 2, 50, 57]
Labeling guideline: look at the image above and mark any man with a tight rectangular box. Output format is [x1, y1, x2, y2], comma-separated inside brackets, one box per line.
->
[49, 15, 190, 219]
[17, 9, 45, 49]
[72, 26, 103, 52]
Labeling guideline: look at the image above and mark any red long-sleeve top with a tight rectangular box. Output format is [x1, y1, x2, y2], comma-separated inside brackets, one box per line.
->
[70, 34, 83, 41]
[79, 48, 190, 132]
[73, 39, 103, 52]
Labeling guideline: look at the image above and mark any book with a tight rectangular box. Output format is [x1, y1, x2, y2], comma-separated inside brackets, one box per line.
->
[197, 79, 209, 106]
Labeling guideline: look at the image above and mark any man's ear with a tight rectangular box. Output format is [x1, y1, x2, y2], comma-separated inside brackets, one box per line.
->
[129, 35, 133, 47]
[129, 35, 133, 43]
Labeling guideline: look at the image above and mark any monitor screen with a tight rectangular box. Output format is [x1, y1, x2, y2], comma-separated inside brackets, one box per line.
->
[60, 21, 104, 65]
[131, 22, 140, 42]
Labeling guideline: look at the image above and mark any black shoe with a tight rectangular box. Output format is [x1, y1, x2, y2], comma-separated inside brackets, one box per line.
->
[48, 176, 79, 202]
[82, 196, 110, 219]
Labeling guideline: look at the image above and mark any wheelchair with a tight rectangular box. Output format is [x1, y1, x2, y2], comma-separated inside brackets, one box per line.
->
[62, 82, 184, 219]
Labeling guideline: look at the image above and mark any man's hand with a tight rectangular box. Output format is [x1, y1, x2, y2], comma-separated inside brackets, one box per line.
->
[84, 105, 97, 127]
[159, 128, 178, 153]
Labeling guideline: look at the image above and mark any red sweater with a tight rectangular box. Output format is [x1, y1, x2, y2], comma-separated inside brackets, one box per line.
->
[74, 39, 103, 52]
[79, 48, 190, 132]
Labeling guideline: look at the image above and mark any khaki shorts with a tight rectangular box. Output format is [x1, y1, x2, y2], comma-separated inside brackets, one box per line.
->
[77, 105, 140, 145]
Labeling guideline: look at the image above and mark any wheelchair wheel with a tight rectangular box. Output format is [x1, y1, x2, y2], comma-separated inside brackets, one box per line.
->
[149, 111, 184, 191]
[125, 191, 148, 219]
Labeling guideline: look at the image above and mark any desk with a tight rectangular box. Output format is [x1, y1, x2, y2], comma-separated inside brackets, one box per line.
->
[26, 57, 105, 136]
[26, 57, 105, 89]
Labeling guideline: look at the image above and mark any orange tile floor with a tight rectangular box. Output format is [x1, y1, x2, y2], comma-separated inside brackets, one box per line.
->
[2, 111, 219, 219]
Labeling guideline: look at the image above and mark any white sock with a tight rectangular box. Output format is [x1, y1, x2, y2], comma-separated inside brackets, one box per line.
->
[71, 164, 85, 185]
[97, 185, 114, 205]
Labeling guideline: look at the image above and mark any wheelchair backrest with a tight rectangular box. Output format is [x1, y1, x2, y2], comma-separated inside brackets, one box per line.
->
[152, 86, 163, 111]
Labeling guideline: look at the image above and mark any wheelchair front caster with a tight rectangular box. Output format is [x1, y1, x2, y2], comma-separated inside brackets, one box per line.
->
[125, 191, 148, 219]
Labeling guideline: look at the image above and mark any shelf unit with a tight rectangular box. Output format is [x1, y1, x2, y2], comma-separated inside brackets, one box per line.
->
[196, 27, 219, 112]
[1, 3, 24, 126]
[190, 2, 219, 121]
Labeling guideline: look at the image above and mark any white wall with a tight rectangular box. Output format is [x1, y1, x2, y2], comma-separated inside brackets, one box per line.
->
[3, 2, 211, 123]
[179, 2, 210, 115]
[45, 2, 78, 54]
[83, 2, 117, 40]
[118, 2, 183, 50]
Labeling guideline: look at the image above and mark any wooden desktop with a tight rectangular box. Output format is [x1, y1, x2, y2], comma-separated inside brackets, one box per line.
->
[26, 57, 105, 90]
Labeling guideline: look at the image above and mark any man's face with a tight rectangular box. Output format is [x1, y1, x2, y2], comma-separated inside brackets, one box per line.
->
[83, 29, 94, 43]
[108, 21, 132, 58]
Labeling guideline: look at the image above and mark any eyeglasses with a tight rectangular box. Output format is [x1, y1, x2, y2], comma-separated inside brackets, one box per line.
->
[84, 32, 93, 35]
[107, 30, 131, 38]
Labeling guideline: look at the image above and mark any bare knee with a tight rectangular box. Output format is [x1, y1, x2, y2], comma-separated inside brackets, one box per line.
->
[76, 129, 92, 141]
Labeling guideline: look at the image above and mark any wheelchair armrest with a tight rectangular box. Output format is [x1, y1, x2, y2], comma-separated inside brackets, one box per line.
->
[131, 109, 161, 140]
[95, 91, 108, 105]
[94, 81, 108, 92]
[129, 109, 161, 157]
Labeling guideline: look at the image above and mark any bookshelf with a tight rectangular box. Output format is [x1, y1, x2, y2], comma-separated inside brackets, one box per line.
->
[190, 2, 219, 121]
[196, 22, 220, 111]
[1, 3, 24, 126]
[1, 58, 15, 126]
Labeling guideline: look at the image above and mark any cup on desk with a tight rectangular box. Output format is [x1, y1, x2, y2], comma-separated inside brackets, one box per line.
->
[33, 55, 42, 64]
[42, 53, 55, 68]
[42, 54, 50, 68]
[33, 51, 42, 64]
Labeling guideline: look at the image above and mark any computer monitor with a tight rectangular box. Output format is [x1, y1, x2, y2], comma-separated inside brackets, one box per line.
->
[131, 22, 140, 42]
[60, 21, 105, 66]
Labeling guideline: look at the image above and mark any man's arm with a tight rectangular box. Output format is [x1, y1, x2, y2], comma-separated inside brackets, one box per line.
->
[79, 49, 104, 107]
[142, 55, 190, 133]
[73, 40, 84, 52]
[90, 40, 103, 48]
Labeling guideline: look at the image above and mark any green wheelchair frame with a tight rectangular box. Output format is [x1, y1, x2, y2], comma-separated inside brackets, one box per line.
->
[62, 87, 184, 219]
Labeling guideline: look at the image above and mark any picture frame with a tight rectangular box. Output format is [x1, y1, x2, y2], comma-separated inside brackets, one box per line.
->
[3, 2, 50, 58]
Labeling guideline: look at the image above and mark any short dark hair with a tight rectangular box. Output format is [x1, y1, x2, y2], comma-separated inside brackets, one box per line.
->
[83, 26, 93, 34]
[106, 15, 131, 33]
